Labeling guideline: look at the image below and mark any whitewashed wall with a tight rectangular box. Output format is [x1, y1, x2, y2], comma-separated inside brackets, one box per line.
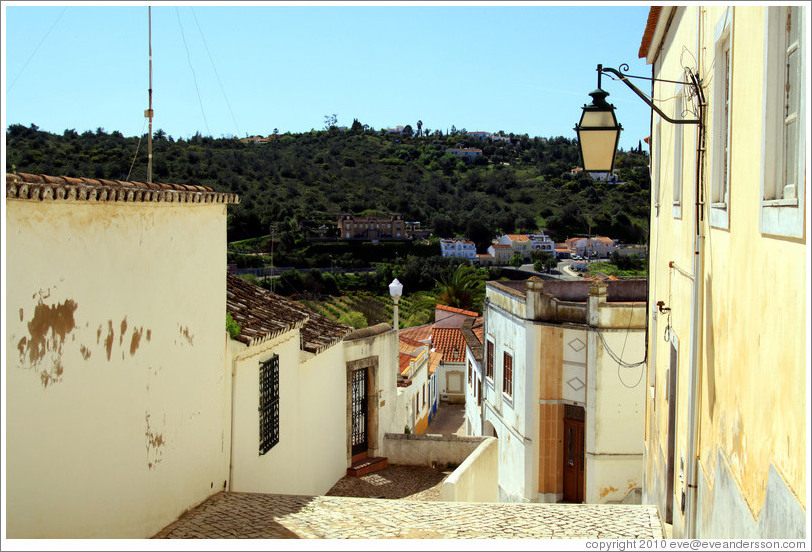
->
[229, 332, 347, 496]
[585, 327, 646, 503]
[5, 201, 230, 538]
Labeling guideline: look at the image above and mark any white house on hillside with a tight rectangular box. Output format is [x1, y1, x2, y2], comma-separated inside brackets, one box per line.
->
[440, 238, 477, 260]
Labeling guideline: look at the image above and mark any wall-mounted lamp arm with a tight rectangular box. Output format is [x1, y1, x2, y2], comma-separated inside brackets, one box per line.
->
[598, 64, 701, 125]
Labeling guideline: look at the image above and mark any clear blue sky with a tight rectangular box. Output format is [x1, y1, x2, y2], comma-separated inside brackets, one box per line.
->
[3, 2, 654, 151]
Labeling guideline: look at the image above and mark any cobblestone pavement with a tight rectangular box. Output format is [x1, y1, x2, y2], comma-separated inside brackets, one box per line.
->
[426, 403, 465, 435]
[326, 464, 454, 501]
[153, 492, 664, 539]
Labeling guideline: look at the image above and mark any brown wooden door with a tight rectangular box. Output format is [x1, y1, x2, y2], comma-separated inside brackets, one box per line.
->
[563, 417, 585, 503]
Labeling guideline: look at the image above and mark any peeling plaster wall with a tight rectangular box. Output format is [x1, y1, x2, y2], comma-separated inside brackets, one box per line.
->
[644, 6, 807, 537]
[5, 200, 230, 538]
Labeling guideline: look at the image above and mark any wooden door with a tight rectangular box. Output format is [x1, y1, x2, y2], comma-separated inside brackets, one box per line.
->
[563, 415, 585, 503]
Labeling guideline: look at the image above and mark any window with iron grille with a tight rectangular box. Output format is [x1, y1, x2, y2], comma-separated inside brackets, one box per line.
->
[486, 340, 494, 380]
[259, 354, 280, 455]
[503, 352, 513, 397]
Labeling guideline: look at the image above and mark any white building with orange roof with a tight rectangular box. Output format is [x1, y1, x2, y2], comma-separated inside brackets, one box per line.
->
[494, 233, 555, 262]
[397, 337, 431, 434]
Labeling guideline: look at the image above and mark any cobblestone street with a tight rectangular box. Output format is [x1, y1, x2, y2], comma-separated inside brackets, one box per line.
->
[326, 464, 453, 501]
[153, 491, 664, 539]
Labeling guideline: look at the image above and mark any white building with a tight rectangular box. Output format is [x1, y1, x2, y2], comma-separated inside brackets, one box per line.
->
[476, 277, 647, 504]
[440, 238, 477, 260]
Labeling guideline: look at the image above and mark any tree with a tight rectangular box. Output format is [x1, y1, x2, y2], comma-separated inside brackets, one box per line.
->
[323, 113, 338, 130]
[403, 124, 413, 137]
[416, 120, 423, 137]
[509, 253, 524, 268]
[434, 263, 485, 312]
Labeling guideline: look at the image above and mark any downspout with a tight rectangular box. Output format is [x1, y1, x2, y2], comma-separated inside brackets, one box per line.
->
[685, 6, 707, 538]
[227, 336, 237, 491]
[481, 297, 489, 435]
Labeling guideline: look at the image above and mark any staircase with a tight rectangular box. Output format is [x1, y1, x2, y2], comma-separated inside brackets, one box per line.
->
[347, 451, 388, 477]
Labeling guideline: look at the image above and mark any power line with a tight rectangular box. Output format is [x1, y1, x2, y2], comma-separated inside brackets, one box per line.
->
[8, 7, 67, 93]
[190, 8, 241, 137]
[175, 7, 211, 137]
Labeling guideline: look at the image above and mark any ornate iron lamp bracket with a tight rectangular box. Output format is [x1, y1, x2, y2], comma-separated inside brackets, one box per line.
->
[597, 63, 704, 125]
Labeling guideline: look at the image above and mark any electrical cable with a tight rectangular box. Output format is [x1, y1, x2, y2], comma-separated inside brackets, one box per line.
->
[126, 119, 148, 181]
[176, 7, 211, 137]
[8, 7, 67, 93]
[190, 8, 241, 137]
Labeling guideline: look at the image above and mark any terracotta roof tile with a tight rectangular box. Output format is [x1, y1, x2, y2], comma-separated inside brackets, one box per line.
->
[435, 304, 479, 318]
[639, 7, 663, 59]
[506, 234, 529, 241]
[399, 324, 434, 343]
[226, 273, 351, 353]
[428, 350, 443, 375]
[432, 327, 467, 363]
[6, 172, 239, 204]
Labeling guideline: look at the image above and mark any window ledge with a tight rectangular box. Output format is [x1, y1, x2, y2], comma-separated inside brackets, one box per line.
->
[762, 198, 798, 208]
[710, 202, 728, 210]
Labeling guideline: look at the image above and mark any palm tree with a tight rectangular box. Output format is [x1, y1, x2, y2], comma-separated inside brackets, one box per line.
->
[434, 263, 485, 312]
[416, 120, 423, 138]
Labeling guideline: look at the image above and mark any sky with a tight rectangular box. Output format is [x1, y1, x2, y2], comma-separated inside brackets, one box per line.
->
[3, 1, 654, 151]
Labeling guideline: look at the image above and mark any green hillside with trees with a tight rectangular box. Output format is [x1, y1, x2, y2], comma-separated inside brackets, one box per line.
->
[6, 121, 650, 248]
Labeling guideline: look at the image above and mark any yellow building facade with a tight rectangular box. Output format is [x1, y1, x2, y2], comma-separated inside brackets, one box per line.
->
[639, 6, 807, 538]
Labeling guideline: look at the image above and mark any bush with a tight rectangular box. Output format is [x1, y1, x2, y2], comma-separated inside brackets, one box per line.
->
[226, 312, 241, 340]
[338, 311, 368, 329]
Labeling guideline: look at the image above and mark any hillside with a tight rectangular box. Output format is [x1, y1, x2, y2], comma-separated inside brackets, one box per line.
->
[5, 123, 650, 247]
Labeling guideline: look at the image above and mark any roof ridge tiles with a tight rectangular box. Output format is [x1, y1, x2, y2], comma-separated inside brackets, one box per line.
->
[6, 172, 239, 204]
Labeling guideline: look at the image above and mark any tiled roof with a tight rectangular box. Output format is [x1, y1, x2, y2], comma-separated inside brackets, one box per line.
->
[460, 319, 483, 362]
[432, 327, 467, 363]
[595, 236, 614, 243]
[399, 352, 413, 376]
[428, 350, 442, 375]
[6, 172, 239, 204]
[507, 234, 529, 241]
[492, 244, 511, 249]
[399, 324, 434, 343]
[436, 304, 479, 318]
[638, 7, 663, 59]
[226, 273, 351, 353]
[399, 336, 426, 355]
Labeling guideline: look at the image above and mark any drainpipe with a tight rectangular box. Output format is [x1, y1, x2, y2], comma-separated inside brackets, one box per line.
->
[227, 335, 237, 491]
[685, 8, 706, 537]
[481, 297, 489, 435]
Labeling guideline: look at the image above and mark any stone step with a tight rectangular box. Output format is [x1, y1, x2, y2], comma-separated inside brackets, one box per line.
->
[346, 456, 388, 477]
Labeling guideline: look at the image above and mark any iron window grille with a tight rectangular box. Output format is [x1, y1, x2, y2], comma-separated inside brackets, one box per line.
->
[486, 341, 494, 380]
[259, 354, 280, 455]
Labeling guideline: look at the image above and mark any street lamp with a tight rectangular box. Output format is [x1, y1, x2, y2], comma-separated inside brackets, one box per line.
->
[389, 278, 403, 333]
[574, 65, 622, 173]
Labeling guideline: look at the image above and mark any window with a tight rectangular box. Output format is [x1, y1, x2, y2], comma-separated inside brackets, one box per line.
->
[486, 340, 494, 380]
[761, 5, 806, 238]
[259, 354, 280, 455]
[502, 352, 513, 397]
[653, 119, 662, 217]
[468, 361, 472, 387]
[672, 86, 684, 219]
[710, 8, 732, 229]
[423, 383, 427, 407]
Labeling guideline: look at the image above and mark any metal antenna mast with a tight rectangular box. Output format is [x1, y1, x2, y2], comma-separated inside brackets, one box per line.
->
[146, 6, 154, 183]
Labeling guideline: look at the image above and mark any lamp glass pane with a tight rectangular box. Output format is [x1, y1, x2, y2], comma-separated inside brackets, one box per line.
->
[579, 129, 618, 172]
[580, 110, 617, 128]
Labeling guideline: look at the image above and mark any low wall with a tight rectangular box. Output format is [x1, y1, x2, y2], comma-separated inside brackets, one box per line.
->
[440, 437, 498, 503]
[383, 433, 483, 466]
[383, 433, 498, 503]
